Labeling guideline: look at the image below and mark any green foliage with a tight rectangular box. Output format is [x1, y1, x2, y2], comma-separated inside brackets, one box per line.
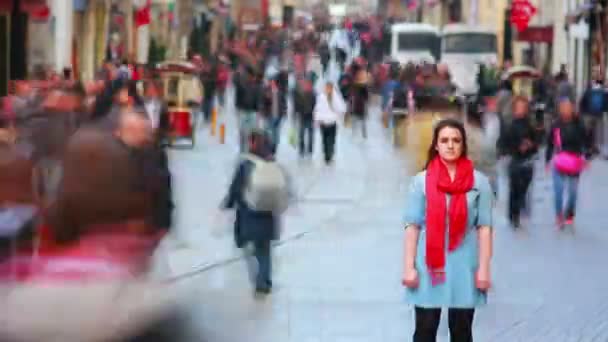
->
[148, 38, 166, 67]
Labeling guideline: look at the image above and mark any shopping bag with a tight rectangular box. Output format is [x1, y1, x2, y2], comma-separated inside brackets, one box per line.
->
[288, 125, 297, 147]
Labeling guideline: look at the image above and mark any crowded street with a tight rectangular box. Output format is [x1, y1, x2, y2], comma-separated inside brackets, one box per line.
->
[156, 78, 608, 341]
[3, 0, 608, 340]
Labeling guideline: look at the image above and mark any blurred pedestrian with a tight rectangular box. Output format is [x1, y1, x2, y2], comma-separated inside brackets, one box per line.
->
[294, 78, 316, 157]
[222, 130, 289, 295]
[402, 119, 493, 342]
[234, 67, 263, 152]
[545, 99, 590, 228]
[314, 81, 346, 164]
[499, 96, 538, 229]
[579, 75, 608, 156]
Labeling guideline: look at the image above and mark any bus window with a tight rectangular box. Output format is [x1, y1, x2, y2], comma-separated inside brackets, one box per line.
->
[443, 33, 497, 54]
[397, 33, 440, 60]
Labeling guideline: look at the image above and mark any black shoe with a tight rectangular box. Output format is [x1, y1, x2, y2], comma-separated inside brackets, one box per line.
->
[255, 286, 271, 295]
[510, 216, 521, 229]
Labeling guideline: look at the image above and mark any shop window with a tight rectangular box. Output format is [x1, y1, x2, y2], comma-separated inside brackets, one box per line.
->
[448, 0, 462, 23]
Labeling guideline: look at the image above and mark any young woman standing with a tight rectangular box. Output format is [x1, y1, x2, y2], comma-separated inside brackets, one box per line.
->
[402, 119, 494, 342]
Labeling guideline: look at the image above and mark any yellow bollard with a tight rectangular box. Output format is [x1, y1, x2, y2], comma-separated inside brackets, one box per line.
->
[219, 123, 225, 144]
[211, 107, 217, 136]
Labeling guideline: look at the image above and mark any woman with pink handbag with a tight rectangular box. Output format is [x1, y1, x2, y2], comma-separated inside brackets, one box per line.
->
[545, 99, 592, 228]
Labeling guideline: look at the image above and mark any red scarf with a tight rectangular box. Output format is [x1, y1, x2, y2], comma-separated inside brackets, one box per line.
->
[425, 157, 474, 285]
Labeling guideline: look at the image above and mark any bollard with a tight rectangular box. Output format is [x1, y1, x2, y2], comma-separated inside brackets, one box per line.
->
[211, 107, 217, 136]
[219, 123, 225, 144]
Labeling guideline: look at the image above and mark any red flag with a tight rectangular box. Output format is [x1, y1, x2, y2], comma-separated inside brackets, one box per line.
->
[135, 0, 151, 27]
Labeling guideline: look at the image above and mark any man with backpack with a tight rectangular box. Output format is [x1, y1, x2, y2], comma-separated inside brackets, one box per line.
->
[580, 77, 608, 156]
[222, 130, 291, 296]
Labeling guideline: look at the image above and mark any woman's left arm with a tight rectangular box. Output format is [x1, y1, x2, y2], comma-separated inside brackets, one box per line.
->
[477, 226, 493, 272]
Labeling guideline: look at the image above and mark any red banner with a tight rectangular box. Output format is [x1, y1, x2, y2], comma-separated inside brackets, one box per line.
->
[20, 0, 46, 14]
[516, 26, 553, 43]
[510, 0, 537, 32]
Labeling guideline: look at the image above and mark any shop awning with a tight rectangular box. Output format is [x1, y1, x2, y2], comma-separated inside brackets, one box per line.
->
[20, 0, 47, 14]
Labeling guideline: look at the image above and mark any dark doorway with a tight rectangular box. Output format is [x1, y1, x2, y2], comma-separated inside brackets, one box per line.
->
[10, 0, 26, 81]
[0, 14, 8, 96]
[503, 8, 513, 63]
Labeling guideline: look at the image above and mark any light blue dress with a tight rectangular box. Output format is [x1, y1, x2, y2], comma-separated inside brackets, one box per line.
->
[403, 170, 493, 309]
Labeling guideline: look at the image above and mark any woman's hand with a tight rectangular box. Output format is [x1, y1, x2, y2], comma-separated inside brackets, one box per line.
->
[402, 267, 419, 289]
[475, 266, 491, 291]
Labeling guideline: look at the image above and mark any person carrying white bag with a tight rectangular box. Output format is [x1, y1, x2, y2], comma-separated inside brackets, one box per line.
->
[221, 129, 293, 296]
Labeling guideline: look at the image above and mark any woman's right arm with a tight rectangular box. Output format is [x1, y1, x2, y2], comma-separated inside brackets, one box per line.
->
[402, 175, 424, 287]
[403, 225, 420, 271]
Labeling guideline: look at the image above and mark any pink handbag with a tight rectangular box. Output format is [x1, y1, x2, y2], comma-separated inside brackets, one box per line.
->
[553, 128, 585, 175]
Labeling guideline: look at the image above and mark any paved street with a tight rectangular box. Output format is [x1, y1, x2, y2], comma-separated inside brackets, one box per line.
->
[160, 88, 608, 341]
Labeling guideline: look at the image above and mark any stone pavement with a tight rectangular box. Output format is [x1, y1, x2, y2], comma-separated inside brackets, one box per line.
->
[162, 107, 608, 341]
[159, 67, 608, 340]
[164, 82, 380, 280]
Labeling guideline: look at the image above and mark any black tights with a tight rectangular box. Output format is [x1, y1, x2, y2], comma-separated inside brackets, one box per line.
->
[414, 307, 475, 342]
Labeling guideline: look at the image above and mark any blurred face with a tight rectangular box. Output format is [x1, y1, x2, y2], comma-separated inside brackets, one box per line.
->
[115, 113, 153, 148]
[145, 85, 159, 98]
[435, 126, 464, 163]
[325, 83, 333, 96]
[15, 81, 30, 96]
[115, 87, 130, 106]
[559, 101, 574, 121]
[513, 99, 529, 119]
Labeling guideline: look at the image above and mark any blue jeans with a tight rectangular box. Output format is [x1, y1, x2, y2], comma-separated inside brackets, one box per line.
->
[245, 240, 272, 290]
[552, 167, 580, 218]
[238, 110, 258, 152]
[202, 95, 215, 122]
[267, 116, 283, 153]
[299, 119, 314, 155]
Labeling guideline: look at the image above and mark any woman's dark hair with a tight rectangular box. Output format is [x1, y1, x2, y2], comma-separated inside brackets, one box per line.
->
[424, 118, 468, 170]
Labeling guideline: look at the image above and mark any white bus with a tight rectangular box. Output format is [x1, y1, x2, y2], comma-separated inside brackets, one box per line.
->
[441, 24, 498, 95]
[390, 23, 440, 65]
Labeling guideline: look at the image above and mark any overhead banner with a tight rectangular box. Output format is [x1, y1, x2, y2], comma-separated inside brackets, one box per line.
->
[516, 26, 553, 43]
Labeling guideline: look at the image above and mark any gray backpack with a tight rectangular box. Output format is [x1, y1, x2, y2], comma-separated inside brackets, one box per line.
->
[243, 154, 289, 213]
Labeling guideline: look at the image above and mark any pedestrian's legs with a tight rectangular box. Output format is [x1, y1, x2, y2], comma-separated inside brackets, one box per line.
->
[272, 116, 283, 150]
[237, 111, 247, 152]
[253, 240, 272, 291]
[508, 166, 521, 225]
[361, 115, 367, 139]
[552, 167, 565, 219]
[413, 307, 441, 342]
[326, 124, 337, 162]
[508, 164, 532, 227]
[448, 308, 475, 342]
[298, 120, 306, 156]
[217, 89, 225, 111]
[583, 116, 598, 153]
[564, 175, 580, 219]
[306, 120, 314, 155]
[203, 96, 214, 122]
[320, 124, 333, 162]
[238, 111, 255, 153]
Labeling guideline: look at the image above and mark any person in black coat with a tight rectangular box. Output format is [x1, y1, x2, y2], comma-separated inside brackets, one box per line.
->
[222, 130, 279, 295]
[498, 96, 538, 229]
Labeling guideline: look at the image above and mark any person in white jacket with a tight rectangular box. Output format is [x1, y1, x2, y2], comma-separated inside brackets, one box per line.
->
[314, 81, 347, 164]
